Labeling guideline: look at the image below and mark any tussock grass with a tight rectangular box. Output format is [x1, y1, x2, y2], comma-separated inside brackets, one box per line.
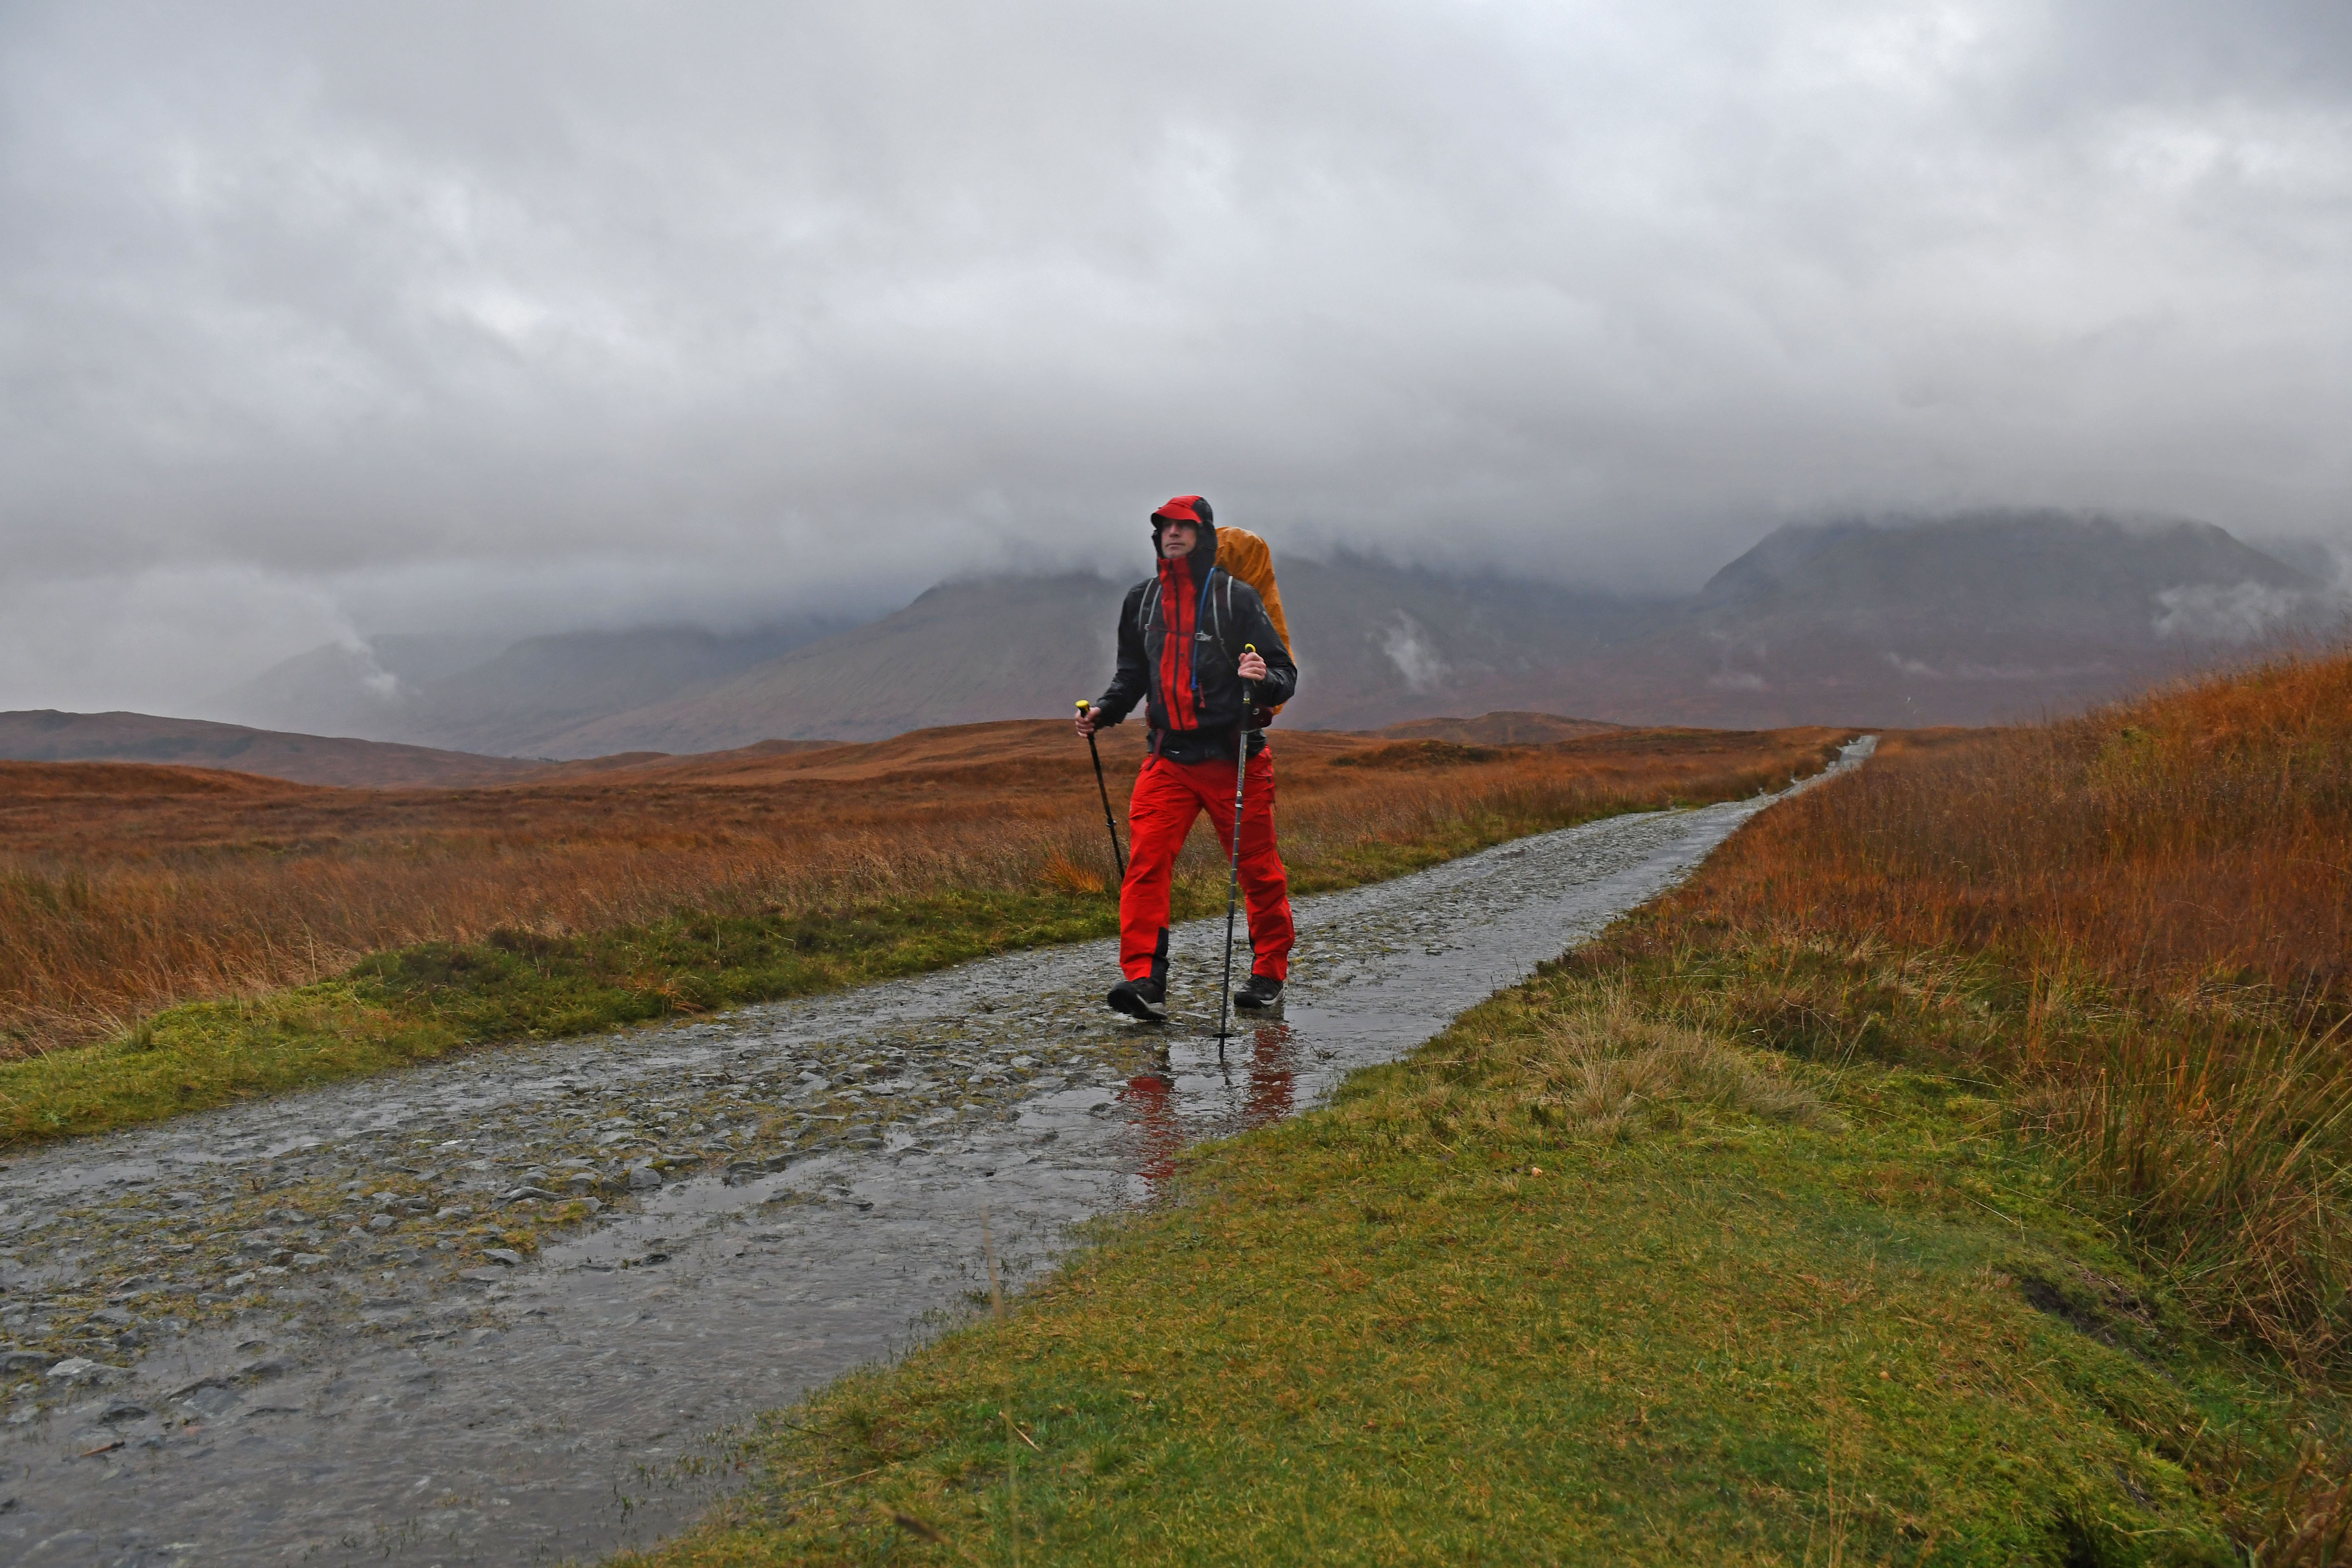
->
[1358, 985, 1838, 1154]
[1457, 985, 1837, 1141]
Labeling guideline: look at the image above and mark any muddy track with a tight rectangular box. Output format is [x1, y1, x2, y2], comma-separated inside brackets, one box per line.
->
[0, 739, 1868, 1565]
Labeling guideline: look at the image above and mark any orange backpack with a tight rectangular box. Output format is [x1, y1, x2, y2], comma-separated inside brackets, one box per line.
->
[1214, 525, 1293, 707]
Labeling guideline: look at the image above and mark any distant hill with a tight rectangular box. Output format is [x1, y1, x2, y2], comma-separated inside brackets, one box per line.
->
[210, 617, 855, 757]
[0, 712, 1643, 792]
[1277, 556, 1665, 731]
[517, 561, 1662, 752]
[0, 757, 312, 803]
[1590, 512, 2337, 728]
[0, 711, 548, 788]
[538, 574, 1129, 753]
[1374, 712, 1625, 745]
[198, 511, 2340, 752]
[1292, 513, 2333, 730]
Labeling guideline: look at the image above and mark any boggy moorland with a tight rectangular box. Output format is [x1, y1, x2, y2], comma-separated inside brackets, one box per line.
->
[630, 649, 2352, 1567]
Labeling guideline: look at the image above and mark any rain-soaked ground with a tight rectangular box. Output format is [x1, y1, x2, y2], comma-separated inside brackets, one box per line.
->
[0, 738, 1869, 1565]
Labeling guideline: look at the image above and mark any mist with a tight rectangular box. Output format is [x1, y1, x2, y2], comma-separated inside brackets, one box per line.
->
[3, 0, 2347, 713]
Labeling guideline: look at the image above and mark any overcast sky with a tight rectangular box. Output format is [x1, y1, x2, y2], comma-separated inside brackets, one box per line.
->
[3, 0, 2348, 713]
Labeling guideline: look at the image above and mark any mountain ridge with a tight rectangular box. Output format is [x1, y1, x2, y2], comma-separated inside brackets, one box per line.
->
[0, 709, 1640, 791]
[0, 710, 548, 788]
[210, 616, 854, 757]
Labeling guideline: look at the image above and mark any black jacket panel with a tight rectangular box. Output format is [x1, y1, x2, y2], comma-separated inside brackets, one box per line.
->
[1094, 553, 1297, 763]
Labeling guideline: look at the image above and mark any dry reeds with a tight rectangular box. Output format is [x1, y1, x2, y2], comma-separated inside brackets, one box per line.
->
[1701, 650, 2352, 998]
[1624, 648, 2352, 1367]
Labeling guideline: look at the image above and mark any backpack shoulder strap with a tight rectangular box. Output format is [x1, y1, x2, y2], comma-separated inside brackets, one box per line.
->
[1212, 569, 1241, 656]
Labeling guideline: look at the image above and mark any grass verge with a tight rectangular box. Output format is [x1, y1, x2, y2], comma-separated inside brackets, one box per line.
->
[0, 886, 1118, 1147]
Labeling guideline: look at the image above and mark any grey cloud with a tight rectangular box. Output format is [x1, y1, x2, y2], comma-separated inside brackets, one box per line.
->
[1381, 612, 1448, 694]
[2154, 580, 2328, 644]
[3, 0, 2348, 710]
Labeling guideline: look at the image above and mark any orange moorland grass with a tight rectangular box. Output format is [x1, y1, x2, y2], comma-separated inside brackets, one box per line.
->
[1594, 646, 2352, 1368]
[1678, 658, 2352, 995]
[0, 720, 1844, 1061]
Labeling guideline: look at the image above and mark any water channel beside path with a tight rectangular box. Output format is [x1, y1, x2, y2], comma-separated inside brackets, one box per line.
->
[0, 738, 1870, 1565]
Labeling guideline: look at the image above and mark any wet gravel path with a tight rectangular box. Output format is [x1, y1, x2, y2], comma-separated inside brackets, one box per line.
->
[0, 739, 1868, 1565]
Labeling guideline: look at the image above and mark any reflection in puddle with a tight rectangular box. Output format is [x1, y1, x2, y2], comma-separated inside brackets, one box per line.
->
[1114, 1024, 1296, 1192]
[1118, 1067, 1183, 1186]
[1241, 1024, 1301, 1131]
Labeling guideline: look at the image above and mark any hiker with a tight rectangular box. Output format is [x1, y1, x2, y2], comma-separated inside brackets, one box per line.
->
[1074, 495, 1298, 1021]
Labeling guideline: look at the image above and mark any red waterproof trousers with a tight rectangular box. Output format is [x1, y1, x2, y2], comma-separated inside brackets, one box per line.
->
[1120, 747, 1294, 984]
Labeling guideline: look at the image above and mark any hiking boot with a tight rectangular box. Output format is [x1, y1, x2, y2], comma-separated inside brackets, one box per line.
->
[1107, 977, 1168, 1022]
[1234, 973, 1284, 1010]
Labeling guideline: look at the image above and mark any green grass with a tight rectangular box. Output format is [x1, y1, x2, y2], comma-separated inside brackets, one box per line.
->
[0, 885, 1135, 1148]
[626, 961, 2316, 1567]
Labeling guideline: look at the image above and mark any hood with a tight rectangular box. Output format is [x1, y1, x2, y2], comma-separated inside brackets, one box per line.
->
[1151, 494, 1219, 577]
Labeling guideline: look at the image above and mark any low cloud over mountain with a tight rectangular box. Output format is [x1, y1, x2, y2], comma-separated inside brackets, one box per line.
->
[205, 512, 2342, 754]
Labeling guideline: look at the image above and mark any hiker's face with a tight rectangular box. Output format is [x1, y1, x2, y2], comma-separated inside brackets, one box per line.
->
[1159, 521, 1198, 558]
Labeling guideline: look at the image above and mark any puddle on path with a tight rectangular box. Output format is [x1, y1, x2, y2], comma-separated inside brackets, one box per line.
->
[0, 739, 1870, 1565]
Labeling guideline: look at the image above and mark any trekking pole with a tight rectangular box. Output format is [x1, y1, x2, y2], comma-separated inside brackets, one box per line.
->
[1075, 701, 1126, 881]
[1214, 647, 1258, 1057]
